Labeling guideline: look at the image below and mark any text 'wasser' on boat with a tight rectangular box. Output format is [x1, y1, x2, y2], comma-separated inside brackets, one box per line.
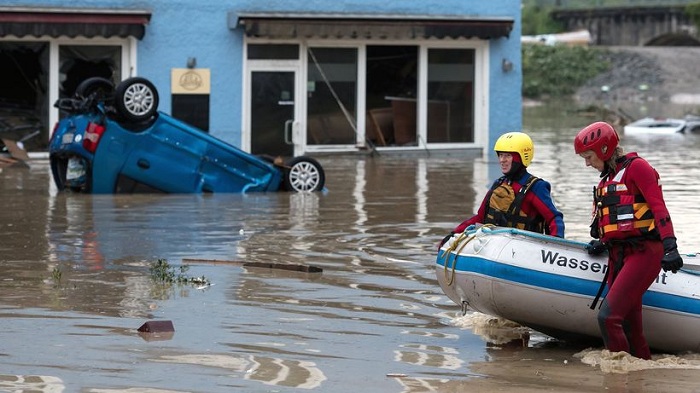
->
[435, 225, 700, 353]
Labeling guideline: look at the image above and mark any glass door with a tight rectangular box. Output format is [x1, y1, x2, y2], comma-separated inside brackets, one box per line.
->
[250, 70, 297, 156]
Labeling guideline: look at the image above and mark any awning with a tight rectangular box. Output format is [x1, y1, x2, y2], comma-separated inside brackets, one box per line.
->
[230, 12, 513, 40]
[0, 7, 151, 39]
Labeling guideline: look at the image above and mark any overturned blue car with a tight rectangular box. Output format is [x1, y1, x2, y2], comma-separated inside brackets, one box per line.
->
[49, 77, 325, 194]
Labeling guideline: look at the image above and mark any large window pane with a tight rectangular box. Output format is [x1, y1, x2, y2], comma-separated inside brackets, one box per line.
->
[0, 42, 49, 152]
[306, 47, 357, 145]
[59, 45, 121, 99]
[248, 44, 299, 60]
[427, 49, 474, 143]
[366, 45, 418, 146]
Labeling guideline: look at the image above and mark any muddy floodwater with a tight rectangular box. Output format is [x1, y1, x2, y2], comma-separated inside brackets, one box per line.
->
[3, 103, 700, 392]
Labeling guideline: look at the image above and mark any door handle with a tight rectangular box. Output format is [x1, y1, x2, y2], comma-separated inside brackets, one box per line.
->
[284, 119, 293, 145]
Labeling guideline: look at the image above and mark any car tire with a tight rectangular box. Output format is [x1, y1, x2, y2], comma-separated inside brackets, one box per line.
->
[114, 77, 159, 122]
[282, 156, 325, 192]
[75, 77, 115, 101]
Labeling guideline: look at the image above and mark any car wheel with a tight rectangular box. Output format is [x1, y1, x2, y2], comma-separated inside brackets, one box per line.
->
[114, 77, 159, 122]
[283, 156, 325, 192]
[75, 77, 115, 101]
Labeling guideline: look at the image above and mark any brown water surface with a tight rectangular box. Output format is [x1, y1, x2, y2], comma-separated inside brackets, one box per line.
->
[2, 103, 700, 392]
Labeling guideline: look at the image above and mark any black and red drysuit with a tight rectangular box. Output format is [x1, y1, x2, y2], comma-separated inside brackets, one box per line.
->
[593, 152, 677, 360]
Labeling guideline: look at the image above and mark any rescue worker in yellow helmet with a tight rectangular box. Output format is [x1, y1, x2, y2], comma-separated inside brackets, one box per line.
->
[442, 132, 565, 244]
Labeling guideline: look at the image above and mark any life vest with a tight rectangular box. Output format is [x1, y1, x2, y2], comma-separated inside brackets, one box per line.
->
[594, 157, 657, 241]
[484, 175, 544, 232]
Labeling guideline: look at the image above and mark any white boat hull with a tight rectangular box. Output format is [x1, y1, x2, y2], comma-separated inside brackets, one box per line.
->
[436, 226, 700, 353]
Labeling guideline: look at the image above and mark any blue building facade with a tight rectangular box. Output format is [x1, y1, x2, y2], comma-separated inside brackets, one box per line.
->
[1, 1, 521, 158]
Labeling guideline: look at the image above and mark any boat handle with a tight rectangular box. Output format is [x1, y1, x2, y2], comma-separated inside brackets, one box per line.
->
[473, 237, 490, 255]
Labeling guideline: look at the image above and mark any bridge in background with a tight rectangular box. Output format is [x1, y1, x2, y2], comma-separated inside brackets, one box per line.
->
[550, 4, 699, 46]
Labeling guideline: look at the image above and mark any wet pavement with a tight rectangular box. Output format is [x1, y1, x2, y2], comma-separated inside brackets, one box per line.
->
[2, 103, 700, 392]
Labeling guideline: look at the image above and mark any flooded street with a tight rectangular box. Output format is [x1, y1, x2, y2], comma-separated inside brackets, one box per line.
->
[3, 103, 700, 392]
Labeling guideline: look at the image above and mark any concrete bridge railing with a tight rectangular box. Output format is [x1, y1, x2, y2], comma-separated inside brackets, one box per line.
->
[551, 5, 699, 46]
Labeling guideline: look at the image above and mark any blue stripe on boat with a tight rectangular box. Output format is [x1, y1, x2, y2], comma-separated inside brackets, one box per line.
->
[437, 249, 700, 316]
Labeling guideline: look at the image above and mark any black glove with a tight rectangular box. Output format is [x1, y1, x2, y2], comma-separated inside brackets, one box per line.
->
[438, 232, 455, 250]
[590, 218, 599, 239]
[586, 240, 606, 256]
[661, 237, 683, 273]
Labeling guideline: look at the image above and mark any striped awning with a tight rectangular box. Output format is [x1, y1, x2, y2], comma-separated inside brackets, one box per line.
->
[0, 7, 151, 39]
[231, 12, 514, 40]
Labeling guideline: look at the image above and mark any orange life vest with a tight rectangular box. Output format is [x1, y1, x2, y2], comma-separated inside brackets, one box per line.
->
[594, 158, 657, 241]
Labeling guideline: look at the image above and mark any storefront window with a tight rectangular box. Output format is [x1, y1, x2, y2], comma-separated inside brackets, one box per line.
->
[427, 49, 475, 143]
[366, 45, 418, 146]
[248, 44, 299, 60]
[0, 42, 49, 151]
[247, 42, 478, 152]
[306, 47, 357, 145]
[59, 45, 121, 99]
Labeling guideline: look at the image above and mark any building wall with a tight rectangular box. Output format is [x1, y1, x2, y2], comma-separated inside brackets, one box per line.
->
[14, 0, 521, 153]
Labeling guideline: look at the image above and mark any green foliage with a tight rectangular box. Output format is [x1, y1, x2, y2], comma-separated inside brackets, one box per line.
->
[522, 4, 564, 35]
[522, 44, 610, 99]
[51, 267, 62, 282]
[685, 2, 700, 27]
[149, 258, 210, 286]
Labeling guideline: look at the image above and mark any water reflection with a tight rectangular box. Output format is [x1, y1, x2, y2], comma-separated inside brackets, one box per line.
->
[0, 374, 64, 393]
[394, 344, 464, 369]
[154, 353, 327, 389]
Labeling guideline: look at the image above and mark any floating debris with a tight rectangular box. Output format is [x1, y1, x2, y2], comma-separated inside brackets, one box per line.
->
[183, 258, 323, 273]
[149, 258, 211, 286]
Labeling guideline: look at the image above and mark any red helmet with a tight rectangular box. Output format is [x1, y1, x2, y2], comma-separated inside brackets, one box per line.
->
[574, 121, 619, 161]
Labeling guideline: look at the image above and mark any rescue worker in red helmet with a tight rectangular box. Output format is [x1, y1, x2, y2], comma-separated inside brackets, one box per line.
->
[574, 121, 683, 360]
[442, 132, 565, 244]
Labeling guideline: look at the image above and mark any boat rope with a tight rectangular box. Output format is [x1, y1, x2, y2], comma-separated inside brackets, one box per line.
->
[440, 232, 476, 286]
[590, 268, 609, 310]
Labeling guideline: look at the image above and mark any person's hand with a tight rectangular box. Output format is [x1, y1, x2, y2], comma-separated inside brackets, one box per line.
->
[586, 240, 606, 256]
[590, 218, 599, 239]
[438, 232, 455, 250]
[661, 237, 683, 273]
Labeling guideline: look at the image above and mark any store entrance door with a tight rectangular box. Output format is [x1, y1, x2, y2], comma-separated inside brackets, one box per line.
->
[249, 69, 299, 156]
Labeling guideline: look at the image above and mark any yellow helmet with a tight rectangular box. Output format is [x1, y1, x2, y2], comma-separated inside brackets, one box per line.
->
[493, 132, 534, 167]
